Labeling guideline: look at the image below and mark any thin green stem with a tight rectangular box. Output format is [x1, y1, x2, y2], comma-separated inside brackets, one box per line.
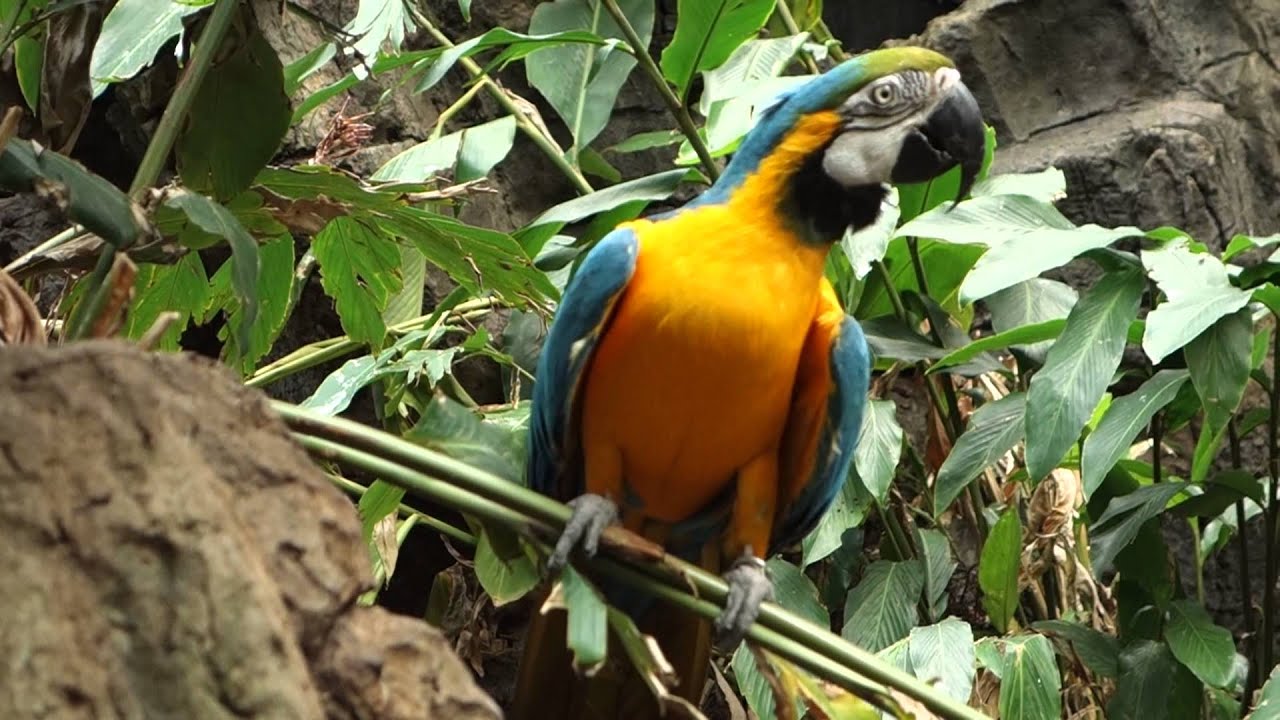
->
[411, 7, 593, 195]
[1264, 321, 1280, 676]
[129, 0, 238, 198]
[772, 2, 820, 74]
[431, 81, 486, 140]
[812, 19, 848, 62]
[599, 0, 719, 182]
[276, 403, 990, 720]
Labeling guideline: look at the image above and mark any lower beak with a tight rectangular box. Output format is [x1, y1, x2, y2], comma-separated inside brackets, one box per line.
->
[890, 80, 986, 204]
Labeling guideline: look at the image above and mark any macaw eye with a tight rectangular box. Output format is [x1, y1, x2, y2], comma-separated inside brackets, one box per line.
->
[871, 82, 897, 106]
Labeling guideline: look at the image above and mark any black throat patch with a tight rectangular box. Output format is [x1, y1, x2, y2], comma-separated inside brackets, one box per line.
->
[781, 147, 888, 245]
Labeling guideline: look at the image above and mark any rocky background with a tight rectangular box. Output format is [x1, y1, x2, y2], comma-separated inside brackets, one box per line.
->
[0, 0, 1278, 716]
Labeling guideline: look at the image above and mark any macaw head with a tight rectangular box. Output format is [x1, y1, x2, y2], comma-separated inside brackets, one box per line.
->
[706, 47, 986, 241]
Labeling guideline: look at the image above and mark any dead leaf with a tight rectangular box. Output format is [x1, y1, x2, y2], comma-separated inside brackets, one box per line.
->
[40, 4, 103, 153]
[0, 268, 45, 345]
[90, 252, 136, 338]
[259, 189, 350, 236]
[371, 513, 400, 582]
[1028, 468, 1081, 537]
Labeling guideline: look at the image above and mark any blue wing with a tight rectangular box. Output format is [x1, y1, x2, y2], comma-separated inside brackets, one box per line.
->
[771, 315, 872, 553]
[527, 228, 639, 500]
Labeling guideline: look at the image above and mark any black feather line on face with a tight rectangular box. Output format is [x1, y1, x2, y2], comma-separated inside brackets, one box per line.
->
[780, 144, 888, 245]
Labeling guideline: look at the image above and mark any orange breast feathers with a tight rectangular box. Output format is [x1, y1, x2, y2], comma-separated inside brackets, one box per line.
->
[576, 206, 831, 533]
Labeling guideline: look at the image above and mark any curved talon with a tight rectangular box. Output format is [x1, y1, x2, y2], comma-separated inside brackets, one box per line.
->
[548, 493, 620, 573]
[713, 554, 773, 652]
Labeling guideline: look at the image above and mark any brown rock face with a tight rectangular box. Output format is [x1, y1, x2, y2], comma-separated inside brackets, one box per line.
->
[0, 342, 501, 720]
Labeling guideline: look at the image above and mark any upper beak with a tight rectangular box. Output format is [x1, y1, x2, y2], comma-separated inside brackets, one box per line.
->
[890, 79, 986, 205]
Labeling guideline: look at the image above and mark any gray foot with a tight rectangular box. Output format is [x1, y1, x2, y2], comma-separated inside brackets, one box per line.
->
[547, 493, 619, 573]
[714, 553, 773, 652]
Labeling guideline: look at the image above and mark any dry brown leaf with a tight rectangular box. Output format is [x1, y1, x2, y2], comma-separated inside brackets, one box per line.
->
[1028, 468, 1082, 537]
[90, 253, 136, 338]
[0, 268, 45, 345]
[40, 4, 103, 153]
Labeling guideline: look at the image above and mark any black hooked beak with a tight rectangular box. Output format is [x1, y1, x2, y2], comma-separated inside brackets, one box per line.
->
[890, 79, 985, 206]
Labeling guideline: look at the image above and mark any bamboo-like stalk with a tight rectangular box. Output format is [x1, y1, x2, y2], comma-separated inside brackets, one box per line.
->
[598, 0, 720, 182]
[275, 402, 991, 720]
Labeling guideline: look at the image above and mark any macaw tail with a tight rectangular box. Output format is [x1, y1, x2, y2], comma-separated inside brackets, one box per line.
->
[512, 549, 719, 719]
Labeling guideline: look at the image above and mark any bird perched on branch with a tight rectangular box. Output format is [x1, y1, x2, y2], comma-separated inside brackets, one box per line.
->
[515, 46, 985, 719]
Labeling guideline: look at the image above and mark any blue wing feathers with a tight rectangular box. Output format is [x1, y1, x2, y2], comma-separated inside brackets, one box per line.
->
[771, 316, 872, 553]
[527, 229, 639, 498]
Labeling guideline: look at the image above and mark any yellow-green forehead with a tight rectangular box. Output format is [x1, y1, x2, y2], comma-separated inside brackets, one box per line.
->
[851, 47, 955, 81]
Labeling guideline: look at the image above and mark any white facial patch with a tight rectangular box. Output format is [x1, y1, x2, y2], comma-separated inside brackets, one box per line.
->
[821, 124, 912, 188]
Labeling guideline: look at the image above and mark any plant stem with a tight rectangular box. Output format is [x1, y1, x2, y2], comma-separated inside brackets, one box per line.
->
[1264, 322, 1280, 677]
[599, 0, 720, 182]
[1151, 413, 1163, 483]
[812, 19, 848, 62]
[1228, 419, 1257, 699]
[430, 81, 486, 140]
[411, 7, 593, 195]
[276, 403, 991, 720]
[772, 2, 820, 74]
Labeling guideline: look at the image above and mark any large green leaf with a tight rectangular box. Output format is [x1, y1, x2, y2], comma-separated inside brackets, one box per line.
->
[525, 0, 653, 156]
[372, 115, 517, 183]
[909, 619, 975, 703]
[853, 400, 902, 506]
[1251, 665, 1280, 719]
[345, 0, 414, 60]
[999, 635, 1062, 720]
[1089, 482, 1190, 576]
[984, 278, 1078, 365]
[660, 0, 777, 102]
[89, 0, 212, 96]
[931, 321, 1065, 372]
[1172, 470, 1265, 518]
[1142, 240, 1252, 363]
[840, 187, 901, 279]
[416, 28, 615, 92]
[406, 394, 526, 483]
[14, 33, 40, 112]
[896, 194, 1140, 302]
[1032, 620, 1120, 678]
[1165, 599, 1235, 689]
[474, 523, 539, 605]
[1025, 269, 1144, 481]
[800, 473, 871, 567]
[165, 192, 262, 349]
[698, 33, 807, 114]
[123, 255, 209, 351]
[767, 557, 828, 626]
[934, 392, 1025, 517]
[560, 565, 608, 670]
[1081, 370, 1190, 498]
[841, 560, 923, 652]
[176, 25, 290, 201]
[970, 168, 1066, 203]
[518, 168, 690, 253]
[1185, 307, 1252, 435]
[979, 506, 1022, 633]
[916, 527, 955, 621]
[854, 237, 985, 321]
[206, 234, 296, 374]
[1107, 641, 1187, 720]
[311, 216, 402, 348]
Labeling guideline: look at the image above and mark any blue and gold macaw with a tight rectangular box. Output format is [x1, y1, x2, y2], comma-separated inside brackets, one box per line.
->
[515, 47, 984, 719]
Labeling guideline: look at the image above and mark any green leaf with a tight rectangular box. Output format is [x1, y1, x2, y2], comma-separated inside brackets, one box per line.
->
[357, 479, 405, 543]
[1090, 482, 1190, 576]
[458, 0, 472, 22]
[1025, 269, 1144, 481]
[474, 523, 539, 605]
[855, 237, 985, 322]
[207, 234, 296, 374]
[123, 255, 209, 351]
[518, 168, 689, 251]
[1251, 665, 1280, 719]
[301, 354, 390, 415]
[970, 167, 1066, 203]
[934, 392, 1025, 517]
[607, 129, 683, 154]
[853, 400, 902, 506]
[698, 33, 808, 114]
[1165, 599, 1236, 688]
[407, 394, 526, 483]
[931, 320, 1066, 372]
[916, 527, 955, 621]
[417, 28, 614, 92]
[660, 0, 777, 102]
[896, 194, 1141, 302]
[1172, 470, 1265, 518]
[525, 0, 653, 155]
[859, 315, 945, 363]
[909, 619, 975, 703]
[165, 191, 262, 349]
[1081, 370, 1190, 498]
[984, 278, 1078, 365]
[801, 474, 871, 567]
[176, 26, 290, 201]
[1142, 240, 1253, 363]
[1224, 232, 1280, 262]
[89, 0, 212, 97]
[345, 0, 414, 59]
[1032, 620, 1120, 678]
[840, 187, 901, 280]
[1107, 641, 1181, 720]
[979, 507, 1022, 633]
[312, 216, 403, 348]
[372, 115, 517, 183]
[767, 558, 828, 626]
[0, 138, 143, 249]
[974, 637, 1004, 678]
[561, 565, 608, 670]
[283, 41, 336, 95]
[1185, 307, 1252, 435]
[841, 560, 923, 652]
[14, 34, 41, 111]
[999, 635, 1062, 720]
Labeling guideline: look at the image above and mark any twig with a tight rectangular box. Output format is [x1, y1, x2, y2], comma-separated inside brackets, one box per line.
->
[0, 106, 22, 150]
[137, 311, 182, 351]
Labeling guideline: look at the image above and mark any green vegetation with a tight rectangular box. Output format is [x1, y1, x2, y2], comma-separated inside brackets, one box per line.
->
[1, 0, 1277, 717]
